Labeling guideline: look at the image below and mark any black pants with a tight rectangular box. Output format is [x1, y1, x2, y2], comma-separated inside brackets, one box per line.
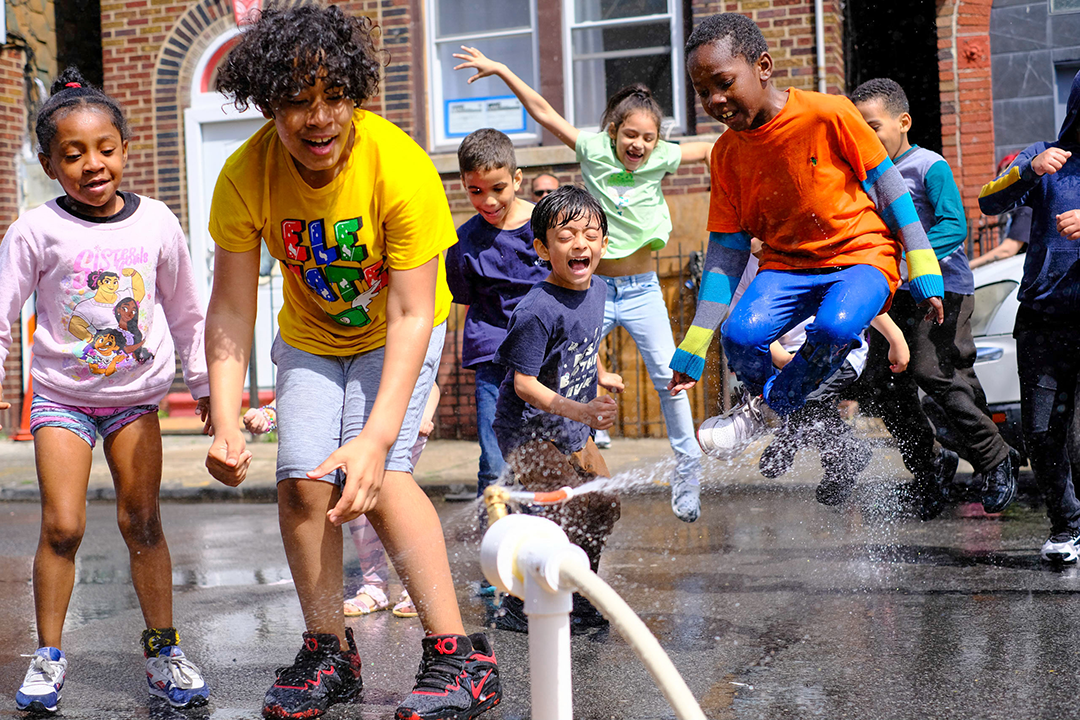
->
[851, 291, 1008, 482]
[1016, 319, 1080, 534]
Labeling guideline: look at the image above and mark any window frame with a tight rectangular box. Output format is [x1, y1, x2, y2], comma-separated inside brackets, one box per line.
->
[425, 0, 542, 151]
[560, 0, 686, 135]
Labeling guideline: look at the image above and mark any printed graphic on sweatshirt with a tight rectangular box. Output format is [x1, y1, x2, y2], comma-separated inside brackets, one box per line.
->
[61, 254, 155, 381]
[279, 215, 389, 328]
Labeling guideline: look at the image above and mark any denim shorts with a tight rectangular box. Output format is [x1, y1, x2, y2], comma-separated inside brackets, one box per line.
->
[271, 322, 445, 484]
[29, 394, 159, 447]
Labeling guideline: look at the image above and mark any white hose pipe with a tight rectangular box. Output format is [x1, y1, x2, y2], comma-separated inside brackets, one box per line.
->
[559, 563, 707, 720]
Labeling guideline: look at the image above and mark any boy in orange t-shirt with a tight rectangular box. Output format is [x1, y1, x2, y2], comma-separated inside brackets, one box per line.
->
[668, 13, 944, 460]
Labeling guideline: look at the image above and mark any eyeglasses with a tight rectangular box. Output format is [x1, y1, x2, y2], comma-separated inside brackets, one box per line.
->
[534, 189, 554, 198]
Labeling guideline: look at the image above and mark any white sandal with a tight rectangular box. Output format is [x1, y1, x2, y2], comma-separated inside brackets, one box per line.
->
[344, 584, 389, 617]
[392, 590, 418, 618]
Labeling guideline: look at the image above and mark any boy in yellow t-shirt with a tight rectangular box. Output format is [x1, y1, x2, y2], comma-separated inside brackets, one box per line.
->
[204, 6, 501, 720]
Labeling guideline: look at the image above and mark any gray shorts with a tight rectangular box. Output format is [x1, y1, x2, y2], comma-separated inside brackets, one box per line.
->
[271, 322, 445, 484]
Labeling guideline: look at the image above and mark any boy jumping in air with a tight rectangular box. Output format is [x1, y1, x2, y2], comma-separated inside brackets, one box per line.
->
[668, 13, 943, 458]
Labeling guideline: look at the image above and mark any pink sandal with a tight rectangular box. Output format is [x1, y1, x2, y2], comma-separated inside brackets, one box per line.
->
[392, 591, 417, 618]
[344, 584, 389, 617]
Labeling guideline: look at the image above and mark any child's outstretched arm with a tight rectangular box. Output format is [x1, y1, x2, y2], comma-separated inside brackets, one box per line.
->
[860, 155, 944, 323]
[870, 313, 909, 373]
[679, 141, 715, 164]
[514, 372, 618, 430]
[668, 230, 753, 392]
[979, 146, 1064, 216]
[453, 46, 580, 150]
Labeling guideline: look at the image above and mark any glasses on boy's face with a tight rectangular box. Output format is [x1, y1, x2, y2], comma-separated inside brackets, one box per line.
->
[534, 189, 554, 198]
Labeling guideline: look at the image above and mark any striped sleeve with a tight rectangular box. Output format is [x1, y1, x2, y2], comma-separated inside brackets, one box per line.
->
[979, 147, 1040, 216]
[862, 155, 943, 304]
[669, 230, 751, 380]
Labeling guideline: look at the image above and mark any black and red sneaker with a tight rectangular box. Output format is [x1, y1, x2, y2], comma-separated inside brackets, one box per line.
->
[262, 628, 362, 719]
[394, 633, 501, 720]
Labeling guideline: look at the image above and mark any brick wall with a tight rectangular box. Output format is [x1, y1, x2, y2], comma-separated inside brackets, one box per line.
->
[689, 0, 845, 134]
[99, 0, 387, 232]
[937, 0, 995, 223]
[0, 49, 26, 433]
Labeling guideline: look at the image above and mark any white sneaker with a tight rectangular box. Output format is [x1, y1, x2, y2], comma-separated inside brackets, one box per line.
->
[697, 396, 769, 459]
[146, 645, 210, 708]
[1040, 530, 1080, 564]
[16, 647, 66, 713]
[594, 429, 612, 449]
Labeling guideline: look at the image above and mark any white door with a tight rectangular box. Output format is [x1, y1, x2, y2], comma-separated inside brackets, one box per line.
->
[185, 105, 282, 394]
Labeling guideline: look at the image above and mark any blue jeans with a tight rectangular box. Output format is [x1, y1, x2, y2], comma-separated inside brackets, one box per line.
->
[722, 265, 890, 416]
[599, 272, 702, 481]
[473, 361, 507, 494]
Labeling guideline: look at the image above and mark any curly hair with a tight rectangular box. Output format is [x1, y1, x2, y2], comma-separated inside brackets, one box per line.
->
[36, 66, 130, 156]
[850, 78, 910, 117]
[216, 3, 385, 114]
[685, 13, 768, 65]
[599, 83, 663, 135]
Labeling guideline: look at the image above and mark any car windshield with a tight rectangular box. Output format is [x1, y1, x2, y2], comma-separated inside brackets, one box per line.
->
[971, 280, 1018, 336]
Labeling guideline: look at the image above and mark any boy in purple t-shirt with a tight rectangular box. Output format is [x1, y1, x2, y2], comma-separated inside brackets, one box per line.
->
[492, 185, 624, 633]
[446, 129, 549, 496]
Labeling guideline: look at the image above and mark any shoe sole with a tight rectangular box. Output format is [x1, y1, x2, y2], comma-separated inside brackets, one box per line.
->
[149, 686, 209, 709]
[697, 418, 764, 460]
[263, 685, 362, 719]
[394, 693, 502, 720]
[1041, 551, 1079, 564]
[16, 698, 59, 714]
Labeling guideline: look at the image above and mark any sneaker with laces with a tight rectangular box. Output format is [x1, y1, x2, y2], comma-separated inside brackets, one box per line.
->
[147, 645, 210, 708]
[697, 395, 769, 460]
[1041, 529, 1080, 564]
[394, 633, 501, 720]
[16, 647, 66, 714]
[816, 436, 873, 507]
[262, 628, 362, 719]
[981, 448, 1020, 514]
[670, 471, 701, 523]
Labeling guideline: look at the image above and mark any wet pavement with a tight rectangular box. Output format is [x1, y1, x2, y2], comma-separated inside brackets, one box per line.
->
[0, 455, 1075, 720]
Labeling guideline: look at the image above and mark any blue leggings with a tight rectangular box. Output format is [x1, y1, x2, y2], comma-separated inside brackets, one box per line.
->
[722, 265, 891, 416]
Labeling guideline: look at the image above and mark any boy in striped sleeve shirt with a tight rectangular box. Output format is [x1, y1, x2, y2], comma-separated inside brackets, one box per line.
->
[669, 13, 943, 460]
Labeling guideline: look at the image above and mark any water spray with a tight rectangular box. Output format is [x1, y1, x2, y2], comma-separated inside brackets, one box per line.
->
[480, 485, 706, 720]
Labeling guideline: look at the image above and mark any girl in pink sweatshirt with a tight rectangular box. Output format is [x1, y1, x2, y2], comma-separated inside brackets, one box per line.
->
[0, 67, 211, 713]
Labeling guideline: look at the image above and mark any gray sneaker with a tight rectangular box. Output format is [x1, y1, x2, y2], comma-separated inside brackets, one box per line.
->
[670, 475, 701, 523]
[697, 396, 769, 459]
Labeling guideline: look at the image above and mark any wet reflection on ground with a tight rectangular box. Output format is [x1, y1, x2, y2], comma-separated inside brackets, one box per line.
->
[0, 482, 1077, 719]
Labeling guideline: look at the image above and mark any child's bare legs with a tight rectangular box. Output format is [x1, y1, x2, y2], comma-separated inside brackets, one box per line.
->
[277, 478, 347, 643]
[32, 428, 93, 649]
[367, 470, 464, 635]
[103, 412, 172, 629]
[278, 472, 463, 647]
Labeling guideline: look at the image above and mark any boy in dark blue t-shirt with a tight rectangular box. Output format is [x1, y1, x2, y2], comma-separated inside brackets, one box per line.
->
[491, 185, 624, 633]
[446, 129, 549, 497]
